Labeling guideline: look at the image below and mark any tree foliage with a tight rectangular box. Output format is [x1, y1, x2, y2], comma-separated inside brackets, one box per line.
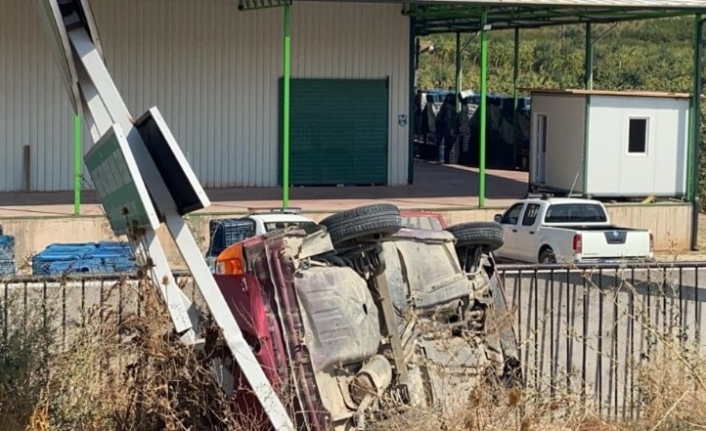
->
[416, 18, 695, 95]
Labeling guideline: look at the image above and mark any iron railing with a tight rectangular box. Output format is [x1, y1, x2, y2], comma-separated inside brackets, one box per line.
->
[497, 261, 706, 420]
[2, 262, 706, 420]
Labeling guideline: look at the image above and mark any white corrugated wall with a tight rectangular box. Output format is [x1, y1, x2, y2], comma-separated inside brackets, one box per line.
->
[0, 0, 75, 192]
[0, 0, 410, 192]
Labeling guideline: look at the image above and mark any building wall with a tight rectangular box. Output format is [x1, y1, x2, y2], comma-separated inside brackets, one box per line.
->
[587, 95, 689, 196]
[0, 0, 75, 193]
[529, 93, 586, 192]
[0, 0, 410, 192]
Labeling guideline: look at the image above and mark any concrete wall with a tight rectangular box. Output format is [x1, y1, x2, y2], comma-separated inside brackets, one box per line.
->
[529, 93, 586, 192]
[0, 203, 693, 273]
[588, 95, 689, 197]
[0, 0, 410, 191]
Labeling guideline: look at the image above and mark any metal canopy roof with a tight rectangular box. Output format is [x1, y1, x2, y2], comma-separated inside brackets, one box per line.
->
[398, 1, 706, 34]
[404, 0, 706, 5]
[238, 0, 706, 30]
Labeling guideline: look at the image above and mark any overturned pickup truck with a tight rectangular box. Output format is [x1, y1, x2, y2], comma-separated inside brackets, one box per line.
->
[212, 204, 521, 430]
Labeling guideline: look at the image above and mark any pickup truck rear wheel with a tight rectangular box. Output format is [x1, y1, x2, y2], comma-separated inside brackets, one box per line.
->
[539, 248, 557, 264]
[445, 221, 504, 252]
[319, 204, 402, 244]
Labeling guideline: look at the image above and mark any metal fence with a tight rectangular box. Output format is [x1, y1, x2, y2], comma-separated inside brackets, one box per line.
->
[498, 261, 706, 420]
[2, 262, 706, 420]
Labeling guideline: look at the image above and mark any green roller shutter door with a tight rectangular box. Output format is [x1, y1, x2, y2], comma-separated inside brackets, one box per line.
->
[279, 78, 389, 186]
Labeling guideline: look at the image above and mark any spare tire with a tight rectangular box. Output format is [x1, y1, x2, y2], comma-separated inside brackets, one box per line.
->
[445, 221, 504, 252]
[319, 204, 402, 244]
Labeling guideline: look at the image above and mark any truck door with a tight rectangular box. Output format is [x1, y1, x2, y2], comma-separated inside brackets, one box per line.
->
[514, 203, 541, 262]
[496, 202, 525, 260]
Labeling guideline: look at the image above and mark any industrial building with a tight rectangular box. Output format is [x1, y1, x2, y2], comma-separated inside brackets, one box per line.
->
[0, 0, 410, 192]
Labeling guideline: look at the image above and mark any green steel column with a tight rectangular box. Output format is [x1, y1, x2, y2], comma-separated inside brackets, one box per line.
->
[479, 9, 488, 208]
[407, 17, 416, 185]
[585, 23, 593, 90]
[282, 3, 291, 208]
[455, 32, 462, 111]
[512, 28, 520, 169]
[73, 114, 81, 215]
[688, 14, 702, 203]
[582, 23, 593, 195]
[691, 15, 703, 251]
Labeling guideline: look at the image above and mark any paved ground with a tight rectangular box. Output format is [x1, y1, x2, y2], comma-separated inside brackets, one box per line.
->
[0, 160, 528, 217]
[2, 158, 705, 257]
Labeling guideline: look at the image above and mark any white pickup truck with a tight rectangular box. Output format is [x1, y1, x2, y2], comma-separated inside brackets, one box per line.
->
[492, 197, 654, 264]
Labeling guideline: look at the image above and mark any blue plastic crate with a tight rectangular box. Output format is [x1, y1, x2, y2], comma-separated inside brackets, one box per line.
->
[87, 242, 132, 260]
[104, 255, 137, 273]
[89, 242, 136, 274]
[207, 218, 256, 257]
[0, 235, 15, 260]
[0, 259, 16, 277]
[33, 242, 138, 276]
[95, 241, 132, 253]
[32, 243, 97, 275]
[46, 259, 98, 276]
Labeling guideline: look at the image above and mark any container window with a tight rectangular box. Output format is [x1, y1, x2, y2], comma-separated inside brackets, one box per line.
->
[628, 118, 648, 154]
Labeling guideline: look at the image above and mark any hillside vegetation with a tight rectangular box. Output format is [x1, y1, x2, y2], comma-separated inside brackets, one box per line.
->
[417, 18, 694, 94]
[417, 16, 706, 207]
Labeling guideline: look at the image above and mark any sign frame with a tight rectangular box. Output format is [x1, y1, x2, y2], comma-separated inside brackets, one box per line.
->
[135, 107, 211, 215]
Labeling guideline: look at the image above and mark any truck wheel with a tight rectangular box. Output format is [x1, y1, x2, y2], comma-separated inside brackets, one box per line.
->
[445, 221, 504, 252]
[319, 204, 402, 244]
[539, 248, 556, 264]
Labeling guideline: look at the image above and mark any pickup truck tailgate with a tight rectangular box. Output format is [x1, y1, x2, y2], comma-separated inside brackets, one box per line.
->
[581, 229, 651, 259]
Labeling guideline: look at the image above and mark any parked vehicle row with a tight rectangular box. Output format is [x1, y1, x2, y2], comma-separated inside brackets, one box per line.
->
[206, 196, 655, 271]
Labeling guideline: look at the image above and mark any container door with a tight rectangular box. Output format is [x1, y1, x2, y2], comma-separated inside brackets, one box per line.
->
[535, 114, 548, 184]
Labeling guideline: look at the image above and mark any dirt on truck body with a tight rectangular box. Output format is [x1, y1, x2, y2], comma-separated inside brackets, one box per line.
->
[213, 204, 521, 431]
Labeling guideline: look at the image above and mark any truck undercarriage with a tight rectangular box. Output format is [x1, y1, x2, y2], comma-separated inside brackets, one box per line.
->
[214, 204, 522, 430]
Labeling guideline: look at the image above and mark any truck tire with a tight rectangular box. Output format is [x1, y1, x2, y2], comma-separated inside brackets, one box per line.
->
[445, 221, 504, 252]
[539, 248, 557, 264]
[319, 204, 402, 244]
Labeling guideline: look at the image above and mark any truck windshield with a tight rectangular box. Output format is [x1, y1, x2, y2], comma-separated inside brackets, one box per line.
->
[544, 203, 608, 223]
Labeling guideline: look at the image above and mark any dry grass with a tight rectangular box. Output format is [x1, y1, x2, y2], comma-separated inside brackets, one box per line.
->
[2, 263, 706, 431]
[0, 276, 245, 431]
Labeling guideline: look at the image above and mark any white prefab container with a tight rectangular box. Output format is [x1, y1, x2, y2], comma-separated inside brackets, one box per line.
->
[528, 89, 691, 199]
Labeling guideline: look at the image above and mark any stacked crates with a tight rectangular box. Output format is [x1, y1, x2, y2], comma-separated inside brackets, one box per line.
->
[206, 219, 255, 258]
[0, 235, 16, 277]
[32, 241, 136, 276]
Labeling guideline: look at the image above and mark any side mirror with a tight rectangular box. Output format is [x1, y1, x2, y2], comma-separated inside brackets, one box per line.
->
[493, 214, 503, 223]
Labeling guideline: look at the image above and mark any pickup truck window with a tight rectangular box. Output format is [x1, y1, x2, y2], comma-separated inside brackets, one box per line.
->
[544, 203, 608, 223]
[522, 204, 541, 226]
[265, 221, 317, 232]
[501, 203, 524, 225]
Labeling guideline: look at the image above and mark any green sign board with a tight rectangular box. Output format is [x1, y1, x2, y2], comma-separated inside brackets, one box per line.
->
[84, 123, 160, 236]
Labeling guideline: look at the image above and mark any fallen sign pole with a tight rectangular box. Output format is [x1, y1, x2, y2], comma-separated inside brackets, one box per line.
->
[34, 1, 296, 429]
